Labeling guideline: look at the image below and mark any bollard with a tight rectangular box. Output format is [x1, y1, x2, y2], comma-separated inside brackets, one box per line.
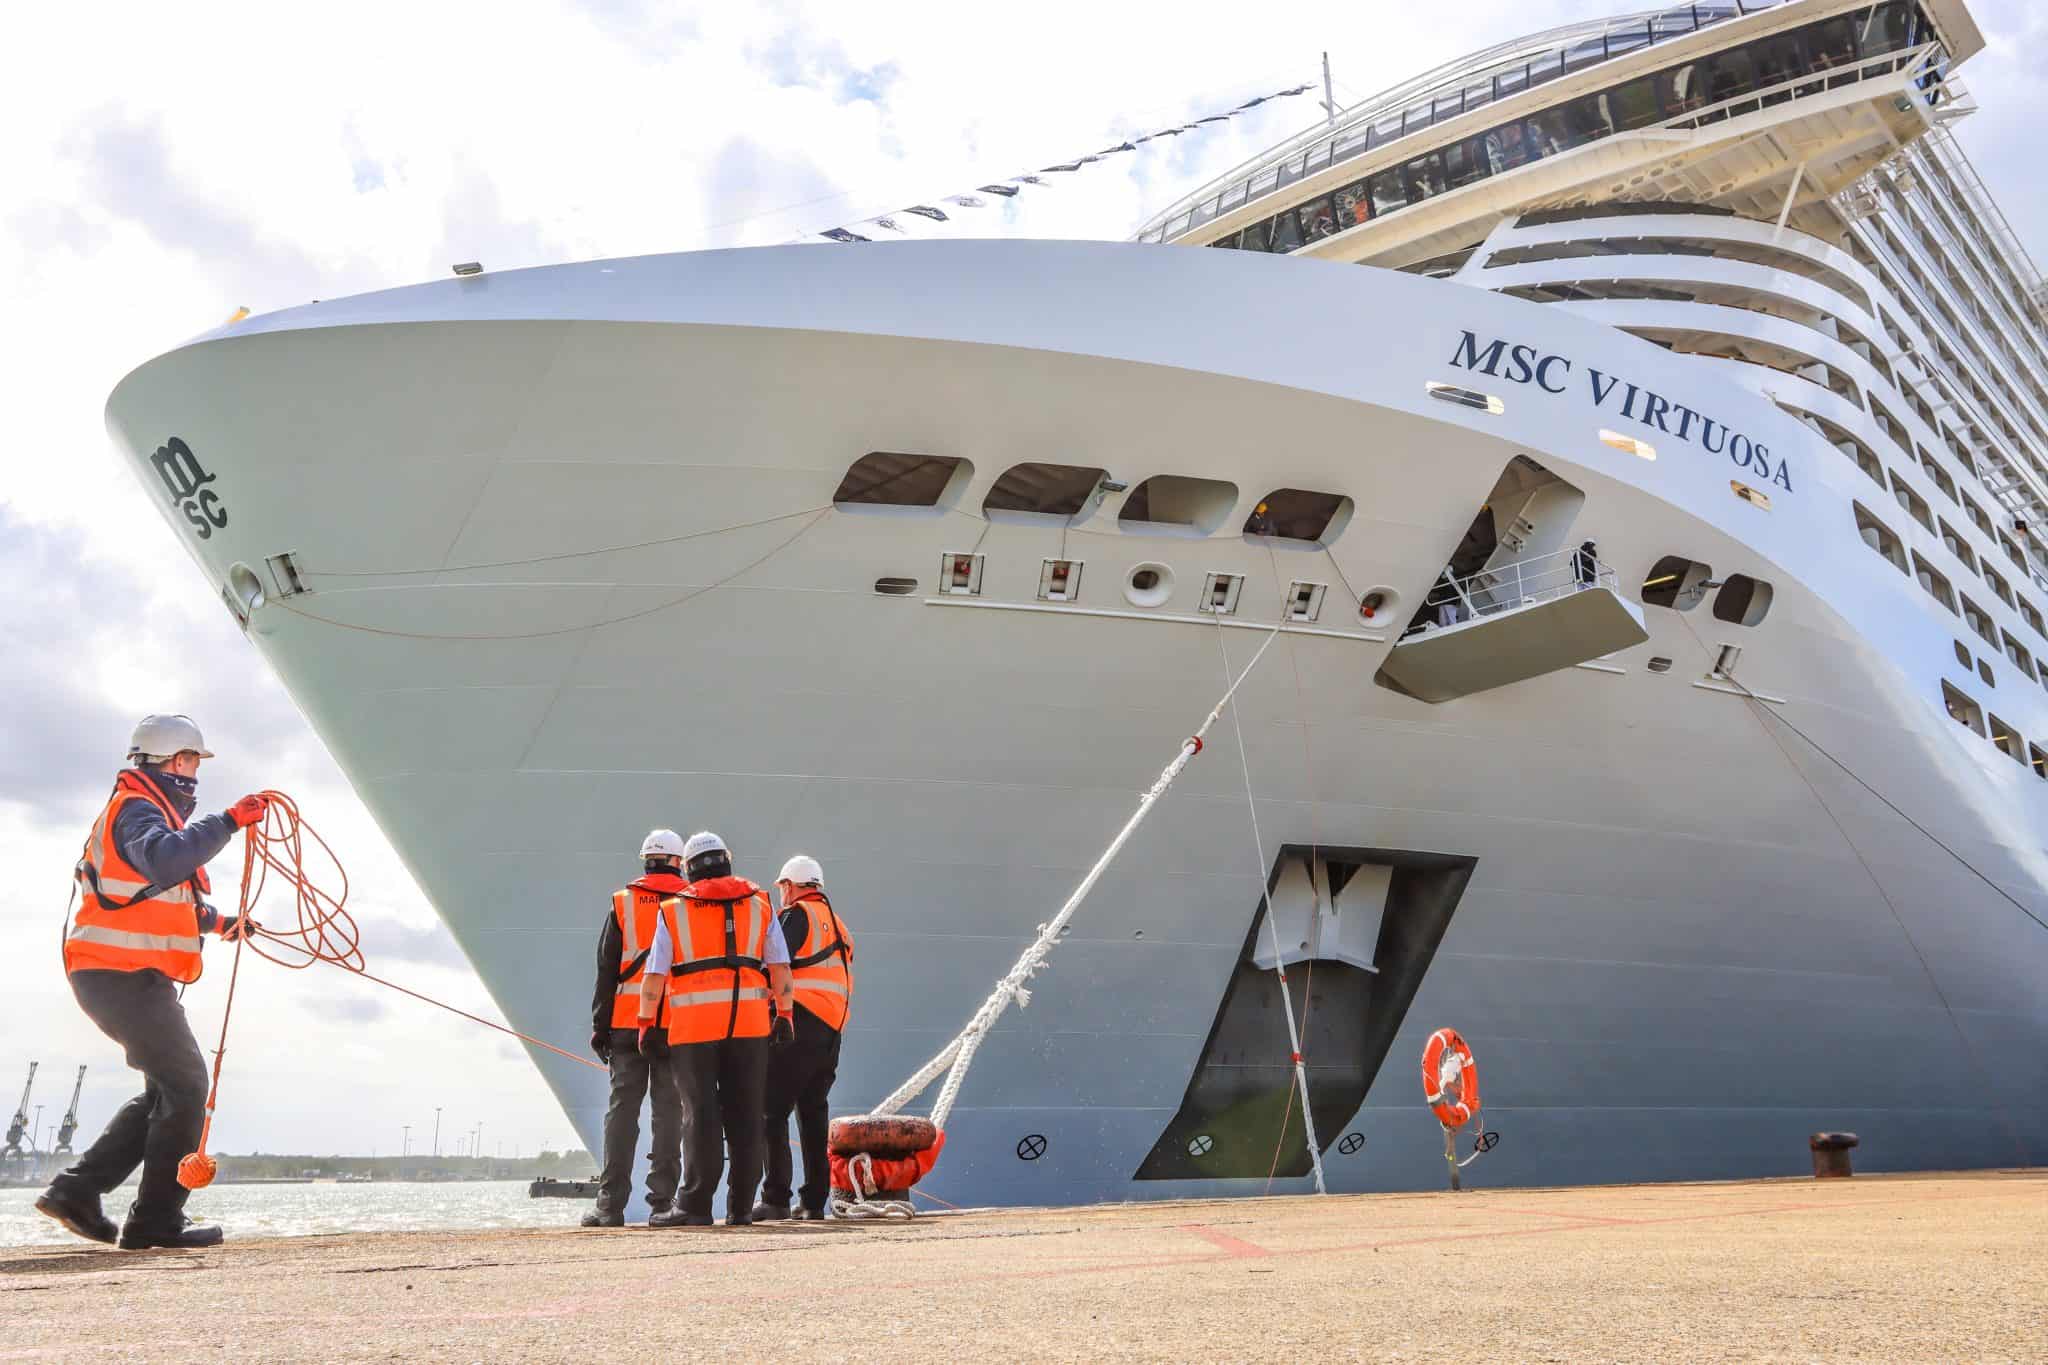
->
[1809, 1131, 1859, 1178]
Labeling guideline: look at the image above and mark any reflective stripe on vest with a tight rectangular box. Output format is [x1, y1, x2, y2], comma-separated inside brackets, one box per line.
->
[609, 884, 672, 1029]
[660, 880, 773, 1043]
[66, 770, 210, 984]
[786, 892, 853, 1032]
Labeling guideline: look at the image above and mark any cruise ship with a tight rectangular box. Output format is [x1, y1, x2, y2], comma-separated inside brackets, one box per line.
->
[106, 0, 2047, 1209]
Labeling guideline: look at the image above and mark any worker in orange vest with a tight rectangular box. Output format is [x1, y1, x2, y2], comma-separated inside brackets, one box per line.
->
[36, 715, 269, 1250]
[638, 832, 794, 1227]
[581, 829, 690, 1228]
[753, 855, 853, 1221]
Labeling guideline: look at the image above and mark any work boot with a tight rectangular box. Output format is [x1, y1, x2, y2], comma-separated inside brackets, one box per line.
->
[750, 1201, 789, 1222]
[724, 1212, 752, 1227]
[793, 1205, 826, 1222]
[33, 1181, 118, 1245]
[579, 1208, 623, 1228]
[647, 1208, 713, 1229]
[118, 1210, 224, 1251]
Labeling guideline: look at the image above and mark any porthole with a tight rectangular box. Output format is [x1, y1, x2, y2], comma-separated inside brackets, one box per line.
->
[1426, 380, 1504, 414]
[1978, 658, 1995, 688]
[1955, 641, 1974, 670]
[873, 577, 918, 596]
[1647, 656, 1674, 673]
[1124, 563, 1174, 608]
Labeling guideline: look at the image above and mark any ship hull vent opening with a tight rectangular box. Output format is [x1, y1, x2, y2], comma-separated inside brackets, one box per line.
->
[1135, 846, 1477, 1181]
[833, 452, 973, 513]
[1118, 475, 1239, 536]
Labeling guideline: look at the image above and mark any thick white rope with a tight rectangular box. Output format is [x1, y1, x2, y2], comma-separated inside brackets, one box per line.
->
[863, 626, 1287, 1129]
[1216, 627, 1327, 1197]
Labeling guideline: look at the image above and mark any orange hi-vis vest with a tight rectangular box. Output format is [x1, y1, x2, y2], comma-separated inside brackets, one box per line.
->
[67, 770, 212, 983]
[609, 871, 688, 1029]
[660, 876, 774, 1044]
[785, 890, 853, 1032]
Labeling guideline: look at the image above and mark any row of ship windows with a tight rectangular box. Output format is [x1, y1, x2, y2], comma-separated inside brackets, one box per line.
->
[833, 453, 1352, 544]
[1196, 3, 1934, 255]
[1854, 501, 2048, 687]
[1941, 680, 2048, 781]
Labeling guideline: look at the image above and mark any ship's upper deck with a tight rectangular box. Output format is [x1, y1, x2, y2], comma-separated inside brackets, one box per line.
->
[1134, 0, 1982, 248]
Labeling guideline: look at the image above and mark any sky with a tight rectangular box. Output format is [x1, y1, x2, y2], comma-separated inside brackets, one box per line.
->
[3, 0, 2044, 1160]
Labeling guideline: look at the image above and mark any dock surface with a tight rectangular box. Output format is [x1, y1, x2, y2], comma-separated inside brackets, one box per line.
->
[4, 1171, 2042, 1361]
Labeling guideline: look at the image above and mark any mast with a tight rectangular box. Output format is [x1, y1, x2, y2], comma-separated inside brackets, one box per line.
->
[1321, 51, 1337, 125]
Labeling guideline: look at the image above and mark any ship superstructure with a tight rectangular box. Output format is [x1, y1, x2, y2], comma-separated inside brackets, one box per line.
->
[104, 0, 2045, 1210]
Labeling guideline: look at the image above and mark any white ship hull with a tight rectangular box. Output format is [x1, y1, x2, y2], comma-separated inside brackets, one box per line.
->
[106, 241, 2048, 1206]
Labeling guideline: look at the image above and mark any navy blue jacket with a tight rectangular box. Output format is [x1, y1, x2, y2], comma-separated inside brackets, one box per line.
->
[111, 776, 235, 900]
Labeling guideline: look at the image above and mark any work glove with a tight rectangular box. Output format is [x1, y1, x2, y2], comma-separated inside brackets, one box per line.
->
[217, 914, 261, 942]
[770, 1011, 795, 1050]
[227, 794, 271, 829]
[637, 1024, 656, 1056]
[591, 1029, 611, 1062]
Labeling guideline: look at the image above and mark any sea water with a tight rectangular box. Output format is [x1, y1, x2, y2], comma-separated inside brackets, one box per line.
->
[0, 1180, 586, 1247]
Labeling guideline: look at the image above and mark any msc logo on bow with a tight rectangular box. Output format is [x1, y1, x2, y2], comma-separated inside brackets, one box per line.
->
[151, 437, 228, 540]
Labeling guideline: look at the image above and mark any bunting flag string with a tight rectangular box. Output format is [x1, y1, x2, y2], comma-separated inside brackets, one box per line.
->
[809, 80, 1314, 244]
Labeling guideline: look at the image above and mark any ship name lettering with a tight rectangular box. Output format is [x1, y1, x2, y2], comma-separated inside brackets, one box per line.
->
[1446, 332, 1792, 493]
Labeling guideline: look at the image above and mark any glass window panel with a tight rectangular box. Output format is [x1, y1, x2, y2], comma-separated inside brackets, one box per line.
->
[1332, 125, 1372, 161]
[1268, 210, 1303, 252]
[1435, 94, 1463, 123]
[1305, 140, 1333, 171]
[1275, 152, 1308, 189]
[1443, 137, 1487, 189]
[1191, 197, 1219, 226]
[1371, 114, 1403, 148]
[1528, 50, 1566, 88]
[1405, 150, 1448, 201]
[1369, 168, 1408, 216]
[1209, 233, 1239, 250]
[1660, 60, 1711, 114]
[1483, 119, 1538, 172]
[1238, 219, 1272, 253]
[1403, 102, 1433, 134]
[1652, 8, 1698, 38]
[1494, 65, 1529, 100]
[1751, 31, 1806, 99]
[1166, 211, 1193, 238]
[1333, 181, 1372, 227]
[1606, 23, 1653, 56]
[1605, 75, 1663, 131]
[1248, 166, 1279, 196]
[1807, 17, 1856, 69]
[1564, 37, 1606, 73]
[1858, 1, 1914, 56]
[1464, 81, 1493, 114]
[1297, 195, 1338, 242]
[1705, 47, 1757, 102]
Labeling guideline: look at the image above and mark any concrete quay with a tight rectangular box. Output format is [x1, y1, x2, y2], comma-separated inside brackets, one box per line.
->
[3, 1170, 2042, 1361]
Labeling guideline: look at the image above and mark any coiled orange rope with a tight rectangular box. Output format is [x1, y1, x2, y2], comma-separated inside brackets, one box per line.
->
[179, 792, 604, 1189]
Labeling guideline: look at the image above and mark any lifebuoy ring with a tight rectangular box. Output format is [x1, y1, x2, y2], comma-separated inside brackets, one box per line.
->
[829, 1115, 939, 1159]
[1422, 1027, 1478, 1129]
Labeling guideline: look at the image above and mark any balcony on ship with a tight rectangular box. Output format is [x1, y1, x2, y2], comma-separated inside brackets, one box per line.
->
[1375, 546, 1650, 703]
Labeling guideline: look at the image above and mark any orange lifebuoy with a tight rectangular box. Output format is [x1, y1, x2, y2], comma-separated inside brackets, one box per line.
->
[1421, 1027, 1478, 1129]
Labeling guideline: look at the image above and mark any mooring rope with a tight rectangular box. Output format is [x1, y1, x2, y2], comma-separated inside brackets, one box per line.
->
[860, 626, 1288, 1133]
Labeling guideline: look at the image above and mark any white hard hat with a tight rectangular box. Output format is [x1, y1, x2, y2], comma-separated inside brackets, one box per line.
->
[640, 829, 685, 860]
[682, 831, 728, 862]
[777, 855, 823, 886]
[128, 714, 214, 761]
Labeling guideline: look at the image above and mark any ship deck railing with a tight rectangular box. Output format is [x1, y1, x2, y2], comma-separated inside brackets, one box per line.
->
[1403, 547, 1622, 640]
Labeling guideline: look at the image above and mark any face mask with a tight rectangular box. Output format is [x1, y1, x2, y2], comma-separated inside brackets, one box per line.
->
[152, 769, 199, 816]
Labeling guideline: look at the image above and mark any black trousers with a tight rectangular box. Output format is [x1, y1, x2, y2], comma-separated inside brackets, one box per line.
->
[670, 1035, 768, 1218]
[56, 969, 209, 1229]
[760, 1007, 842, 1212]
[597, 1028, 681, 1216]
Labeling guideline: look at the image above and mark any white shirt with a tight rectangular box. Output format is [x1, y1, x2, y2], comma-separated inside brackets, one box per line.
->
[647, 907, 789, 975]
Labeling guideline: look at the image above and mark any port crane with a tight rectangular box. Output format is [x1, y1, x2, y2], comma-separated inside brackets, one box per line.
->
[55, 1066, 87, 1154]
[4, 1062, 36, 1159]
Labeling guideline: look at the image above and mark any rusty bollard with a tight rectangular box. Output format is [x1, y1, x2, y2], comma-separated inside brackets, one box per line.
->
[1810, 1132, 1859, 1178]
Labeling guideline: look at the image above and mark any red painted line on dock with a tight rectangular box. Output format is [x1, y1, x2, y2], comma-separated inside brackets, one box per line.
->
[1180, 1224, 1271, 1257]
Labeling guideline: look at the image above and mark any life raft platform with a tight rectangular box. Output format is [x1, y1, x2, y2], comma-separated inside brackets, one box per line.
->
[5, 1170, 2040, 1360]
